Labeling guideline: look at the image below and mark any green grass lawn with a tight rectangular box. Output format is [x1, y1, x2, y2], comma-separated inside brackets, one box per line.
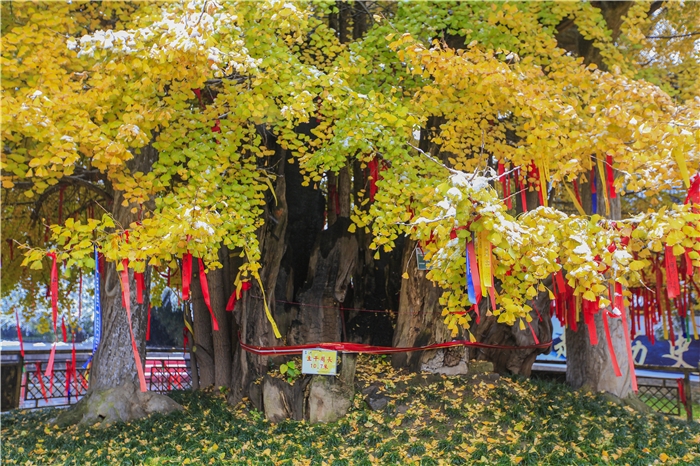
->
[2, 356, 699, 465]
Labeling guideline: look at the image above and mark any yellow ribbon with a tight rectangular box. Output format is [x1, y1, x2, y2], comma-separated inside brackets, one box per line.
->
[565, 184, 586, 216]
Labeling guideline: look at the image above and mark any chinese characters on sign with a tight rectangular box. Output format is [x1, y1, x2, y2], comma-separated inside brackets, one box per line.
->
[302, 349, 338, 375]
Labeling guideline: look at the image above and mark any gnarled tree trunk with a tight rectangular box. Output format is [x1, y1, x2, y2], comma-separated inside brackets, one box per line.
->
[55, 145, 181, 426]
[557, 1, 635, 398]
[392, 240, 468, 375]
[229, 151, 289, 406]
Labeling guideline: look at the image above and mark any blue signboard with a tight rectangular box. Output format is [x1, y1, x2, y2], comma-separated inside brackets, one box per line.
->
[538, 315, 700, 368]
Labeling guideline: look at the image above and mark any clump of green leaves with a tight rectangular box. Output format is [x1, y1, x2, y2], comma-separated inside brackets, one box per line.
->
[280, 360, 300, 384]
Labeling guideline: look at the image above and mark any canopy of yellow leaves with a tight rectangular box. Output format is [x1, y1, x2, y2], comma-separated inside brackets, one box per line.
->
[2, 1, 699, 334]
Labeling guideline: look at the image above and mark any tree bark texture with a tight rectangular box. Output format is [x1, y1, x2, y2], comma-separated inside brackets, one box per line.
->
[287, 217, 358, 345]
[229, 152, 288, 405]
[91, 144, 158, 393]
[55, 144, 182, 426]
[189, 246, 231, 389]
[392, 240, 468, 374]
[471, 284, 553, 377]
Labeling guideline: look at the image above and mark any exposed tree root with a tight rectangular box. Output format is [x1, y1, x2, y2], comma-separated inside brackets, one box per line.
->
[53, 383, 182, 427]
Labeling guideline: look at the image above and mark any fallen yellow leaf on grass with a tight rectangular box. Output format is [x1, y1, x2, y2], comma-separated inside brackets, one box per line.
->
[659, 452, 669, 462]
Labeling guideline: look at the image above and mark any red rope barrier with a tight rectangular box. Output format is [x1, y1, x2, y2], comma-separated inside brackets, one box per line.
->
[239, 335, 551, 356]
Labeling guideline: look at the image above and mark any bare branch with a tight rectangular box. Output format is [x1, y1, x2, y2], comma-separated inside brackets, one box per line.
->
[646, 31, 700, 39]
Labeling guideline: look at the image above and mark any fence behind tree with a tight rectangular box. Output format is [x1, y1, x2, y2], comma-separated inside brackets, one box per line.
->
[1, 349, 190, 410]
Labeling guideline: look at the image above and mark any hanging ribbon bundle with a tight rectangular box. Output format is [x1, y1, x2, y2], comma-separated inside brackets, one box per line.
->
[465, 240, 481, 322]
[497, 161, 512, 209]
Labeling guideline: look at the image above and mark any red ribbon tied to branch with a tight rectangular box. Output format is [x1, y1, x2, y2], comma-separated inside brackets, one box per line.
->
[226, 281, 251, 311]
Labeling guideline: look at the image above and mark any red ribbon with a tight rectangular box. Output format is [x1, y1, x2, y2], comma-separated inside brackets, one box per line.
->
[135, 272, 145, 304]
[66, 361, 72, 399]
[605, 155, 616, 199]
[61, 316, 67, 343]
[35, 362, 48, 402]
[602, 309, 622, 377]
[526, 319, 540, 344]
[226, 281, 251, 311]
[239, 334, 552, 356]
[583, 298, 599, 345]
[198, 258, 219, 331]
[119, 260, 148, 392]
[48, 252, 58, 332]
[572, 179, 583, 208]
[15, 311, 24, 357]
[498, 162, 512, 209]
[685, 174, 700, 206]
[193, 88, 204, 108]
[614, 282, 637, 391]
[368, 158, 379, 202]
[527, 163, 544, 206]
[146, 303, 152, 341]
[71, 334, 77, 391]
[665, 245, 680, 299]
[45, 343, 56, 395]
[182, 253, 193, 301]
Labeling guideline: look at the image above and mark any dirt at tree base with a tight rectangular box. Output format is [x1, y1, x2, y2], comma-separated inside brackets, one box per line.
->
[52, 382, 182, 427]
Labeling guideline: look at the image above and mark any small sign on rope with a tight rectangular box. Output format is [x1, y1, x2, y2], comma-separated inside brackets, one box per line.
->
[302, 348, 338, 375]
[416, 246, 430, 271]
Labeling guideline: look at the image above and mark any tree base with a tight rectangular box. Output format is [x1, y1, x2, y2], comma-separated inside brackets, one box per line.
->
[53, 383, 182, 427]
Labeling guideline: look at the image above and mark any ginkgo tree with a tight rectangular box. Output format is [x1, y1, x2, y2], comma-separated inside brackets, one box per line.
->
[2, 0, 699, 424]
